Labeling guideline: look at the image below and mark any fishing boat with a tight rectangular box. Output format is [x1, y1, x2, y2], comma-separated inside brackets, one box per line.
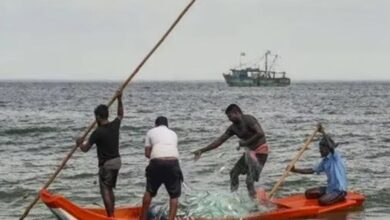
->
[39, 189, 365, 220]
[223, 51, 291, 87]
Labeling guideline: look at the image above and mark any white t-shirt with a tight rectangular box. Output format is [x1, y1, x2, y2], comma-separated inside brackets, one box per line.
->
[144, 125, 179, 159]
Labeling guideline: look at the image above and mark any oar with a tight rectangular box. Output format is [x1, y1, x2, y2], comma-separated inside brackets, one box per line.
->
[267, 123, 322, 199]
[20, 1, 197, 219]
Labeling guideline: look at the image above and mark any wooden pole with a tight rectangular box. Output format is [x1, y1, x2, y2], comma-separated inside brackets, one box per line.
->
[268, 123, 321, 198]
[20, 1, 197, 219]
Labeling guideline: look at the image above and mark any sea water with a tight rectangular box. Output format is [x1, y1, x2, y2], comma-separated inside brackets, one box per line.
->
[1, 81, 390, 219]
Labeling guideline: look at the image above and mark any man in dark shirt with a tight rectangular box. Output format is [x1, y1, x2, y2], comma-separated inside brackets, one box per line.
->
[76, 90, 123, 217]
[193, 104, 269, 198]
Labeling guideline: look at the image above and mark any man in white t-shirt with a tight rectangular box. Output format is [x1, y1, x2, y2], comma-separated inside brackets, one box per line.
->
[139, 116, 183, 220]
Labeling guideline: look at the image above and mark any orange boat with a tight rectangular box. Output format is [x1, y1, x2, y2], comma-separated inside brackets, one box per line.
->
[39, 189, 365, 220]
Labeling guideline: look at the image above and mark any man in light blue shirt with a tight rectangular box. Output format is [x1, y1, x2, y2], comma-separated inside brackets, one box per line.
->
[291, 135, 347, 206]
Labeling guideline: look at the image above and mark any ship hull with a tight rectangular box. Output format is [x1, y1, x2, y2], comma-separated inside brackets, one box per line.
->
[223, 74, 290, 87]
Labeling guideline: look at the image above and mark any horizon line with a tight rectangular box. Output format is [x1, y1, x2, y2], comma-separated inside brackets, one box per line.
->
[1, 78, 390, 83]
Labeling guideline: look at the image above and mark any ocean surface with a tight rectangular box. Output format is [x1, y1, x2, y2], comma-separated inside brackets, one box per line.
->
[0, 81, 389, 219]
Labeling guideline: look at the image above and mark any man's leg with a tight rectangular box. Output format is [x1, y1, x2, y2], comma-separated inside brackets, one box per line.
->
[139, 191, 152, 220]
[99, 177, 115, 217]
[245, 154, 268, 199]
[245, 177, 256, 199]
[305, 186, 326, 199]
[99, 168, 118, 217]
[230, 154, 246, 192]
[168, 198, 178, 220]
[165, 160, 183, 220]
[140, 161, 160, 220]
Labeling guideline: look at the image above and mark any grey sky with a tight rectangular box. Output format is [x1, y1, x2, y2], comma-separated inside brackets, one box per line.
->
[1, 0, 389, 81]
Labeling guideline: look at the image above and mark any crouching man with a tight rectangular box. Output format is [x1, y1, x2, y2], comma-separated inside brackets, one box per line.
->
[291, 135, 347, 206]
[139, 116, 183, 220]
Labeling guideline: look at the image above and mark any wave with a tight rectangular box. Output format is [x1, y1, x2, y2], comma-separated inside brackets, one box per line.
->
[0, 186, 32, 200]
[2, 126, 60, 135]
[121, 125, 150, 132]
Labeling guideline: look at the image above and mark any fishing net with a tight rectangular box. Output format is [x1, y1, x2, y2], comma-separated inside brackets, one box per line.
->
[179, 190, 273, 218]
[148, 189, 275, 219]
[147, 150, 273, 219]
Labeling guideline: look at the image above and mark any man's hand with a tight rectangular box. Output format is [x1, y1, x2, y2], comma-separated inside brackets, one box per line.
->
[116, 89, 124, 120]
[317, 123, 324, 134]
[76, 137, 93, 152]
[288, 165, 296, 172]
[76, 137, 84, 146]
[193, 150, 202, 161]
[116, 89, 123, 99]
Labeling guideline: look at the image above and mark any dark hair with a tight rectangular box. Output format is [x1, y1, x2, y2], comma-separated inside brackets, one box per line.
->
[319, 135, 337, 154]
[94, 104, 109, 119]
[155, 116, 168, 127]
[225, 104, 242, 114]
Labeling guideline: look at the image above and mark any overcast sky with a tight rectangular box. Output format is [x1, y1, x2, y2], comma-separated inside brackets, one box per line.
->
[1, 0, 389, 81]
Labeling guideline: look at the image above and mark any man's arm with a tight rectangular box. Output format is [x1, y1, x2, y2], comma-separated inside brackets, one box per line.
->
[76, 137, 93, 152]
[144, 132, 152, 159]
[116, 90, 124, 120]
[290, 166, 315, 174]
[145, 146, 152, 159]
[193, 132, 232, 160]
[239, 120, 264, 146]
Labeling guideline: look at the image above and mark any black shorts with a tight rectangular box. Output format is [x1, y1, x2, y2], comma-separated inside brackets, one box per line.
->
[231, 153, 267, 182]
[99, 166, 119, 188]
[146, 159, 183, 199]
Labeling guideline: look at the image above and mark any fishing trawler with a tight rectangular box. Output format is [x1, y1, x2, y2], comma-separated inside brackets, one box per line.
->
[223, 51, 291, 87]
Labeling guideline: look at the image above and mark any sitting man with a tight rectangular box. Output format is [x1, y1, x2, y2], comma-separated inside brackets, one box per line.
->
[290, 135, 347, 206]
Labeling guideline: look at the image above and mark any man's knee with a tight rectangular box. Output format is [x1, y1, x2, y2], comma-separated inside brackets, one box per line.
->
[230, 167, 241, 179]
[144, 191, 153, 200]
[245, 176, 254, 186]
[147, 189, 158, 198]
[170, 197, 179, 204]
[167, 189, 181, 199]
[99, 182, 113, 194]
[229, 169, 235, 177]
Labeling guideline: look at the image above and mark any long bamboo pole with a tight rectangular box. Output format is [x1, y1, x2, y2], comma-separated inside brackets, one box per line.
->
[268, 123, 322, 198]
[20, 1, 197, 219]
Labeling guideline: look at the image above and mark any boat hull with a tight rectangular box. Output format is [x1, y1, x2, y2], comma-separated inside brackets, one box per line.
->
[39, 189, 365, 220]
[223, 74, 290, 87]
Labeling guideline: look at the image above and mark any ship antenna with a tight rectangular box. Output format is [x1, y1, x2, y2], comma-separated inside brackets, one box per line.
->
[269, 54, 278, 72]
[240, 52, 246, 68]
[265, 50, 271, 77]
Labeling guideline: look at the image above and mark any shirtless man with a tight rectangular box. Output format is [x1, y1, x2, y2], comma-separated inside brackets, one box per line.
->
[193, 104, 269, 198]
